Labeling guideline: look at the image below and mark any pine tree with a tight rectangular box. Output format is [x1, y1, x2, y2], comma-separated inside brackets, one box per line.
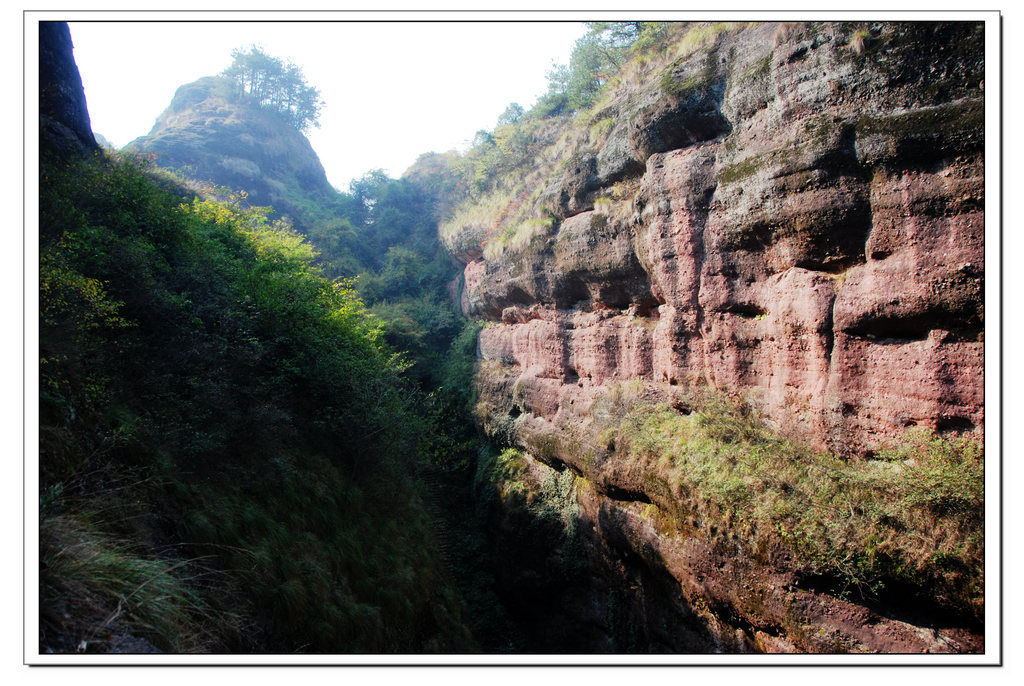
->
[223, 45, 323, 132]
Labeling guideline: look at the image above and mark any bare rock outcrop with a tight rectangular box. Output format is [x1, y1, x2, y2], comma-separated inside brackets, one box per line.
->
[39, 22, 98, 158]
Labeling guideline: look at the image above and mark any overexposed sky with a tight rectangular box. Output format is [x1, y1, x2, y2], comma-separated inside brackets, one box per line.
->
[67, 20, 587, 192]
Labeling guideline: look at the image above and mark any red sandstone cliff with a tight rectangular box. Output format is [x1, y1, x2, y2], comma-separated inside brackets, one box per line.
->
[453, 21, 983, 458]
[444, 21, 986, 653]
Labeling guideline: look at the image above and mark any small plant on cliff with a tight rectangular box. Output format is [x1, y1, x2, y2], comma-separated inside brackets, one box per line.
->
[673, 22, 743, 60]
[848, 28, 872, 54]
[542, 22, 655, 115]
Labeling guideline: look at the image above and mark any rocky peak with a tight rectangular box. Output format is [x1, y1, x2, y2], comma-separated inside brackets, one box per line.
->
[126, 76, 338, 229]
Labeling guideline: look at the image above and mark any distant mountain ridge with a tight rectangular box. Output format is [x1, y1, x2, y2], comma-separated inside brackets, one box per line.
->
[126, 75, 339, 229]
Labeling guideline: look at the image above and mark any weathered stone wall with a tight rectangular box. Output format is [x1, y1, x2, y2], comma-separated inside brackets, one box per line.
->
[461, 21, 984, 458]
[458, 21, 985, 653]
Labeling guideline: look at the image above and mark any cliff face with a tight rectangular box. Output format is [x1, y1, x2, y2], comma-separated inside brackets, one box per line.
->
[39, 22, 98, 157]
[448, 22, 985, 652]
[459, 21, 983, 458]
[126, 76, 338, 228]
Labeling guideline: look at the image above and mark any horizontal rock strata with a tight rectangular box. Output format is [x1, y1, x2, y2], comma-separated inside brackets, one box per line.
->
[457, 21, 986, 652]
[459, 21, 984, 457]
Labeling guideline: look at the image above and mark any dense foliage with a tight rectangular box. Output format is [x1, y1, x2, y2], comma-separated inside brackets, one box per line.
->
[38, 149, 474, 653]
[269, 165, 483, 474]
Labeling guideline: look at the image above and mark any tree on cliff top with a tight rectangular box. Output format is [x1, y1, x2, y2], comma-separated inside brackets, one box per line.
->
[223, 45, 323, 132]
[540, 22, 669, 114]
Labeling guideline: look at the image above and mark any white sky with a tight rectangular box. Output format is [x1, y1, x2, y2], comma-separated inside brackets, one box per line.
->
[66, 20, 587, 192]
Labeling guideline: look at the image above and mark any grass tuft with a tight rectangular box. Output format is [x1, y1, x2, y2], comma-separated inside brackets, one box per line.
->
[39, 512, 223, 653]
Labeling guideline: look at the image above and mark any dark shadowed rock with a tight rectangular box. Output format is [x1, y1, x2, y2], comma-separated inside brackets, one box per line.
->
[39, 22, 98, 158]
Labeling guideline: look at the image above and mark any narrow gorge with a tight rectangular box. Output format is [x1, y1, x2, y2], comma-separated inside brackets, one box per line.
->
[38, 19, 987, 656]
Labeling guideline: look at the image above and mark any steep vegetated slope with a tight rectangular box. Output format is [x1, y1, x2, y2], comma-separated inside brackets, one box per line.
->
[64, 34, 518, 652]
[441, 21, 985, 652]
[39, 22, 474, 654]
[125, 55, 477, 400]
